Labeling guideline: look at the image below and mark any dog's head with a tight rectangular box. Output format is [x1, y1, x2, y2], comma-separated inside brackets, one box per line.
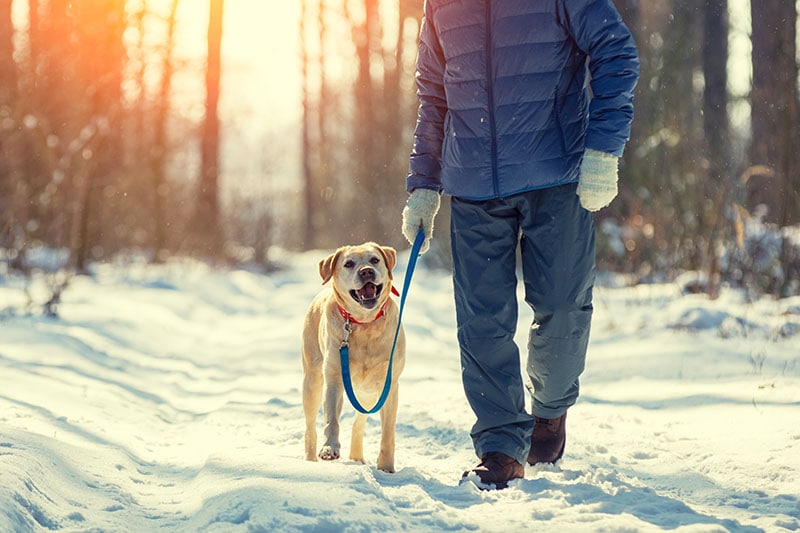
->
[319, 242, 397, 312]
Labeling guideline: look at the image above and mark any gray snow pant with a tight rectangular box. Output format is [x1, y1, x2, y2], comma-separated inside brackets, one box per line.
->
[450, 183, 595, 465]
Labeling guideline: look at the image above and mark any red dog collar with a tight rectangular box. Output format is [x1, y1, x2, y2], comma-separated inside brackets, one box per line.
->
[337, 285, 400, 325]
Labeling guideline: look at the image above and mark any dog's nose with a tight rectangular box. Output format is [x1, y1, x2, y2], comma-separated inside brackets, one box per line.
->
[358, 267, 376, 282]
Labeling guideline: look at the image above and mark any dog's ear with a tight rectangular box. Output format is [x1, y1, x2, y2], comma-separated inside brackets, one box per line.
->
[379, 246, 397, 278]
[318, 249, 342, 285]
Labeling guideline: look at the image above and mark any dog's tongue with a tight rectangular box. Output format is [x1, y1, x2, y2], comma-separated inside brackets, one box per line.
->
[358, 282, 378, 300]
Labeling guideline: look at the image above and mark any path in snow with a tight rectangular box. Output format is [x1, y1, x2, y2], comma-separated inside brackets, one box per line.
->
[1, 253, 799, 532]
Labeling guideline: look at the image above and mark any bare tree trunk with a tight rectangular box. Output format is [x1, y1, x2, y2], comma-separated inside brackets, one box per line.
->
[703, 0, 729, 183]
[72, 0, 126, 273]
[353, 0, 375, 236]
[349, 0, 380, 243]
[131, 1, 148, 170]
[301, 0, 315, 249]
[0, 0, 13, 106]
[749, 0, 799, 226]
[317, 0, 334, 246]
[151, 0, 180, 261]
[0, 0, 17, 252]
[194, 0, 224, 256]
[702, 0, 729, 298]
[656, 1, 704, 271]
[28, 0, 75, 252]
[381, 2, 401, 168]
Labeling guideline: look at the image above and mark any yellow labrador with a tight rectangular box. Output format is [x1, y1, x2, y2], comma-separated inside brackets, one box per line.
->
[302, 242, 405, 473]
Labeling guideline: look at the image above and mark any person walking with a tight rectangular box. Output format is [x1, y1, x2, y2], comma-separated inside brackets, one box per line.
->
[401, 0, 639, 490]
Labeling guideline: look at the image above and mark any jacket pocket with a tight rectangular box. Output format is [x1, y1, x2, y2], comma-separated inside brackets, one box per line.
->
[441, 111, 453, 165]
[552, 91, 568, 156]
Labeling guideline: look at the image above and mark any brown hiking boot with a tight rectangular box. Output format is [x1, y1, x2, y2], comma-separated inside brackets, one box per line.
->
[461, 452, 524, 490]
[527, 413, 567, 465]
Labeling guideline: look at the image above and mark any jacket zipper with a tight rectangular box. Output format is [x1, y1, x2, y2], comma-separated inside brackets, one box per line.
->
[484, 0, 499, 197]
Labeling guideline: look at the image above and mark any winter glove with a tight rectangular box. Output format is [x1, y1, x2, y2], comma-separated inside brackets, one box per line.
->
[577, 149, 619, 211]
[401, 188, 441, 254]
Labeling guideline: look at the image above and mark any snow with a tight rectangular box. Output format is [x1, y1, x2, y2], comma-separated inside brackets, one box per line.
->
[1, 249, 799, 532]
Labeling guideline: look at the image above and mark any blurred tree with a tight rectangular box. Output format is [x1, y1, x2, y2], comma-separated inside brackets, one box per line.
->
[26, 0, 77, 257]
[747, 0, 800, 297]
[344, 0, 419, 246]
[301, 0, 315, 249]
[605, 1, 706, 276]
[0, 0, 18, 256]
[71, 0, 126, 272]
[301, 0, 340, 250]
[348, 0, 381, 243]
[316, 0, 333, 246]
[650, 0, 706, 272]
[193, 0, 224, 256]
[749, 0, 799, 227]
[701, 0, 731, 298]
[297, 0, 422, 250]
[150, 0, 180, 261]
[4, 0, 791, 294]
[603, 0, 743, 292]
[607, 0, 646, 273]
[4, 0, 127, 273]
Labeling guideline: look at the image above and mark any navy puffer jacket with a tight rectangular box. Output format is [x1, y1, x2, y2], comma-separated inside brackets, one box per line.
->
[407, 0, 639, 200]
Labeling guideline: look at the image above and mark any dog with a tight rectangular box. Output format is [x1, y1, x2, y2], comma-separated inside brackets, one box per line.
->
[302, 242, 405, 473]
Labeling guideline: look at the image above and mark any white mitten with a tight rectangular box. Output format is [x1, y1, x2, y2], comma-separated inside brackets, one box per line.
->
[401, 188, 441, 254]
[577, 149, 619, 211]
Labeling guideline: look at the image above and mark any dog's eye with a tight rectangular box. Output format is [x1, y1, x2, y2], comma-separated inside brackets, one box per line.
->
[343, 260, 355, 269]
[369, 257, 380, 265]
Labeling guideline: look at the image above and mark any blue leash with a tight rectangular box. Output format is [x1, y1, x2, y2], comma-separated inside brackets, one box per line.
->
[339, 227, 425, 414]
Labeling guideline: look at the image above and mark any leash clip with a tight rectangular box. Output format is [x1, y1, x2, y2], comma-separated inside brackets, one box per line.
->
[340, 318, 352, 348]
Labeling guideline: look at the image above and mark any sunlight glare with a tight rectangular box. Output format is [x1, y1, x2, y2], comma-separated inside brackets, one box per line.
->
[142, 0, 302, 128]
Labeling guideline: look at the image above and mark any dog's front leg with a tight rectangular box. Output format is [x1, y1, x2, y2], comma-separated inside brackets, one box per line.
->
[349, 412, 367, 464]
[376, 385, 399, 473]
[319, 378, 343, 461]
[302, 367, 324, 462]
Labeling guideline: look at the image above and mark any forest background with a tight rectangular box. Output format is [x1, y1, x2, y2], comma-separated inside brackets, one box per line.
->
[1, 0, 799, 300]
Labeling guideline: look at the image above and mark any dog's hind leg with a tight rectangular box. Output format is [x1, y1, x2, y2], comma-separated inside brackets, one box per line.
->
[349, 412, 367, 464]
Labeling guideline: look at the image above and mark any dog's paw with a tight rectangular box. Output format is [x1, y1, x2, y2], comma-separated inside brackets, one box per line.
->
[318, 446, 340, 461]
[377, 451, 395, 473]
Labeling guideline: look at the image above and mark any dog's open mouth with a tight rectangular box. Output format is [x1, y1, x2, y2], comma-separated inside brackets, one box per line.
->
[350, 282, 383, 309]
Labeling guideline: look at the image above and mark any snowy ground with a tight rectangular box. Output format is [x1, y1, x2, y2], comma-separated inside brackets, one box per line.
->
[1, 248, 799, 532]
